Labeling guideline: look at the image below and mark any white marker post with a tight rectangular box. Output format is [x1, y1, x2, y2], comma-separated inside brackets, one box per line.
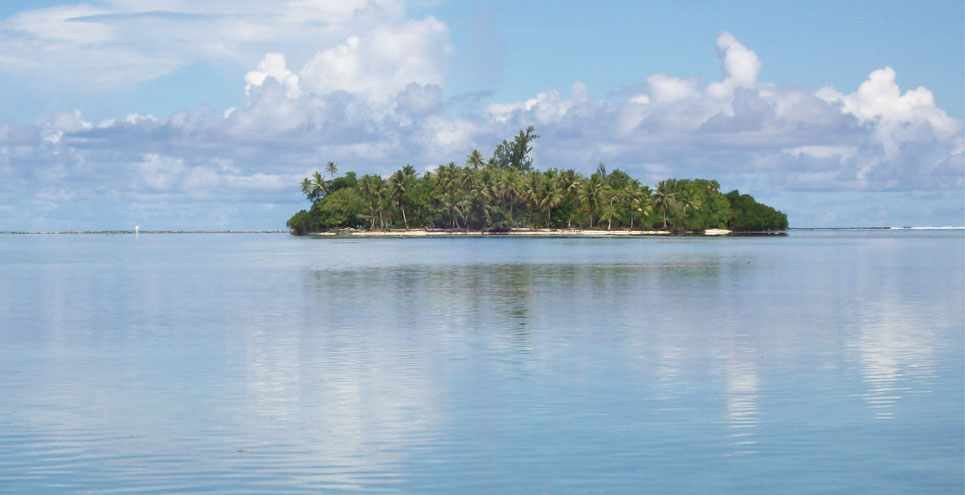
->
[135, 225, 139, 239]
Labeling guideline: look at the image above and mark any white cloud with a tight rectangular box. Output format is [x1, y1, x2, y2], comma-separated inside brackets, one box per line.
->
[646, 74, 700, 104]
[0, 0, 411, 88]
[706, 31, 762, 102]
[716, 32, 761, 88]
[297, 17, 451, 103]
[423, 116, 477, 156]
[245, 53, 301, 98]
[135, 153, 294, 199]
[785, 145, 858, 162]
[4, 5, 111, 44]
[138, 153, 186, 191]
[0, 28, 960, 229]
[469, 32, 959, 197]
[485, 82, 593, 126]
[818, 67, 961, 157]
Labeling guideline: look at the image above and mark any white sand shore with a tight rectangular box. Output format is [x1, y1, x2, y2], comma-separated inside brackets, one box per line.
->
[307, 228, 733, 238]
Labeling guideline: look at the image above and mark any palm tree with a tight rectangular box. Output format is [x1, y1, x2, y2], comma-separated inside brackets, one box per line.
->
[653, 179, 678, 229]
[538, 174, 563, 228]
[599, 202, 620, 230]
[579, 175, 603, 228]
[598, 181, 618, 229]
[300, 177, 314, 202]
[499, 168, 522, 225]
[622, 180, 651, 230]
[521, 172, 544, 226]
[325, 161, 338, 178]
[557, 169, 579, 195]
[465, 149, 485, 171]
[298, 171, 328, 203]
[465, 168, 499, 228]
[437, 162, 462, 195]
[473, 169, 500, 227]
[595, 162, 607, 182]
[441, 191, 468, 229]
[358, 174, 387, 230]
[388, 168, 412, 229]
[313, 171, 328, 195]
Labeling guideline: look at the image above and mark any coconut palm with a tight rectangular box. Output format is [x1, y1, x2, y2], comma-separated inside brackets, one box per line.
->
[358, 174, 387, 230]
[297, 171, 328, 203]
[622, 180, 651, 230]
[465, 149, 485, 171]
[595, 162, 607, 182]
[388, 168, 413, 229]
[521, 172, 544, 225]
[653, 179, 679, 229]
[557, 169, 580, 195]
[579, 175, 603, 228]
[499, 168, 522, 225]
[325, 161, 338, 178]
[599, 202, 620, 230]
[437, 162, 462, 195]
[441, 191, 469, 229]
[538, 173, 563, 228]
[300, 177, 314, 201]
[466, 168, 498, 228]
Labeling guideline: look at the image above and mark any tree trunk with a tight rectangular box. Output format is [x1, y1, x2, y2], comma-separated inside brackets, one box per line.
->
[401, 204, 409, 230]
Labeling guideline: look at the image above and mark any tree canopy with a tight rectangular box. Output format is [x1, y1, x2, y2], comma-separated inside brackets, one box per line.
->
[286, 129, 788, 235]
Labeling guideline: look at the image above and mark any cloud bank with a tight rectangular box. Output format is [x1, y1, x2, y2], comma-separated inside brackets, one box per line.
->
[0, 5, 960, 229]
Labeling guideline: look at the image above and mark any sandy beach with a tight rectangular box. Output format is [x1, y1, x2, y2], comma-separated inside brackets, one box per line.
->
[307, 228, 733, 238]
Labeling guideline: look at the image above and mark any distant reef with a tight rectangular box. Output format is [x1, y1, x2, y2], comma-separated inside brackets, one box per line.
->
[287, 127, 788, 236]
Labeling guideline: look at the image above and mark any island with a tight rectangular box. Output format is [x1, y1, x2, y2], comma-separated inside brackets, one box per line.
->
[287, 127, 788, 236]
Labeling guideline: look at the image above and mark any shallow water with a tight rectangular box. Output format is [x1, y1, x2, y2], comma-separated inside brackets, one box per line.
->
[0, 231, 962, 493]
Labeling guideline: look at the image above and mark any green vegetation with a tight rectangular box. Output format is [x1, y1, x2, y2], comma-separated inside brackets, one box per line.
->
[287, 128, 787, 235]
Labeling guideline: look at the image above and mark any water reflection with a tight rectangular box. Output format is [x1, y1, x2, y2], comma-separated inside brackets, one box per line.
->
[240, 281, 449, 489]
[720, 344, 760, 454]
[851, 296, 939, 420]
[1, 234, 961, 493]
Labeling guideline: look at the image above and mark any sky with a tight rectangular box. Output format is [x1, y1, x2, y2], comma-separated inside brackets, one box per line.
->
[0, 0, 962, 230]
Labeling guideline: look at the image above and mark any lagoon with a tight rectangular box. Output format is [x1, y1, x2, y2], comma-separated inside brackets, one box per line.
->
[0, 230, 962, 493]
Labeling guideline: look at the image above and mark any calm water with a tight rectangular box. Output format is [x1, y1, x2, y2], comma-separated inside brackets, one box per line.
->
[0, 231, 962, 494]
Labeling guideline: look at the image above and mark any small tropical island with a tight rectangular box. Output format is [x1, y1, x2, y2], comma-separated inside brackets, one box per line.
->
[287, 127, 787, 236]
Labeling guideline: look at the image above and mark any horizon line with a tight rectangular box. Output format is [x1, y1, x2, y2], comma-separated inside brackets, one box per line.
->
[1, 226, 963, 235]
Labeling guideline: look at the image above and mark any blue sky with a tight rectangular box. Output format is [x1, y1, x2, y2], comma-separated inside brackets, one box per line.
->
[0, 0, 962, 230]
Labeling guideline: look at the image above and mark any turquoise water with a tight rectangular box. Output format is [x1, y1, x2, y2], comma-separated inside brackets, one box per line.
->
[0, 231, 962, 493]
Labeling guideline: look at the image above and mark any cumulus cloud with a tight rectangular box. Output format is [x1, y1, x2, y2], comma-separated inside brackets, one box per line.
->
[297, 17, 451, 102]
[487, 35, 959, 195]
[647, 74, 700, 104]
[486, 83, 587, 125]
[710, 31, 762, 95]
[817, 67, 960, 156]
[0, 26, 960, 229]
[245, 53, 301, 98]
[0, 0, 408, 87]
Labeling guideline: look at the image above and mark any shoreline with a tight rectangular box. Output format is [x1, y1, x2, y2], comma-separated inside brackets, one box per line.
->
[306, 228, 737, 238]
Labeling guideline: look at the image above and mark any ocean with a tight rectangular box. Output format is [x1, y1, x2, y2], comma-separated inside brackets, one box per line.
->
[1, 230, 962, 493]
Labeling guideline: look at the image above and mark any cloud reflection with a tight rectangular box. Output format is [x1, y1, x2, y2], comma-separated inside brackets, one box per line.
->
[851, 297, 939, 420]
[721, 350, 760, 454]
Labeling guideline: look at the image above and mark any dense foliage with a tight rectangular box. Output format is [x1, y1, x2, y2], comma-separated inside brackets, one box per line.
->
[725, 190, 789, 231]
[287, 129, 787, 234]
